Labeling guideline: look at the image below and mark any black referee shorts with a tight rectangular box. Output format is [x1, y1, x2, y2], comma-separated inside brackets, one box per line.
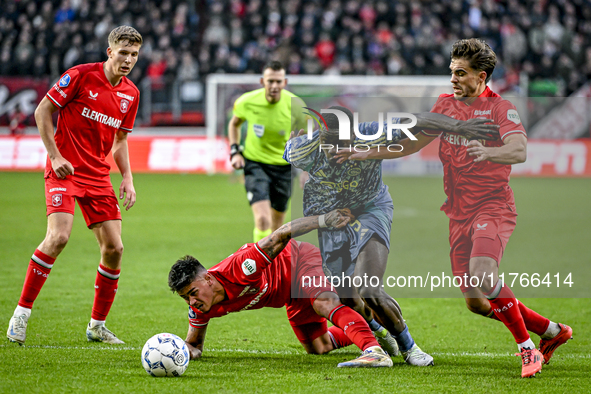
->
[243, 158, 292, 212]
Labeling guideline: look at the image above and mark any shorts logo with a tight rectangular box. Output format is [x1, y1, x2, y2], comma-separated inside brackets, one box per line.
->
[59, 74, 71, 87]
[241, 259, 257, 276]
[52, 194, 62, 207]
[120, 99, 130, 113]
[476, 223, 488, 231]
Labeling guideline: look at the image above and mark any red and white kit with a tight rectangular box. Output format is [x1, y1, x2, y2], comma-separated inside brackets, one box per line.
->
[425, 87, 527, 290]
[45, 62, 139, 225]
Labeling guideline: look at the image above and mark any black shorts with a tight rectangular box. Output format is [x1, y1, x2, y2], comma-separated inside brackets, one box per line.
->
[243, 158, 292, 212]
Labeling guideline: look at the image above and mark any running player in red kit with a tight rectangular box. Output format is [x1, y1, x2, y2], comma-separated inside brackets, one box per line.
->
[334, 38, 572, 378]
[7, 26, 142, 345]
[168, 209, 394, 367]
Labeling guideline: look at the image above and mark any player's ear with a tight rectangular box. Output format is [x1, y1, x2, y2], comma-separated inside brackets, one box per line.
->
[106, 46, 112, 58]
[479, 71, 487, 84]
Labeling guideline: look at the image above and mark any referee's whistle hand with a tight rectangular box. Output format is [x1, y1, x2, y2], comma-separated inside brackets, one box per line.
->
[231, 155, 245, 169]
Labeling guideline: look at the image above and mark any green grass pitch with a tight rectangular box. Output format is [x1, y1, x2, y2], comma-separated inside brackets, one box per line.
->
[0, 172, 590, 393]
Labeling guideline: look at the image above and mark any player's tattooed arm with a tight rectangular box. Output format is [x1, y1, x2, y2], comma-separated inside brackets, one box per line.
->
[185, 325, 207, 360]
[258, 209, 353, 259]
[410, 112, 500, 141]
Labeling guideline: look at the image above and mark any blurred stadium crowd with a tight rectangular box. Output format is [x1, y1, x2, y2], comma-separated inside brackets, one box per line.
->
[1, 0, 590, 96]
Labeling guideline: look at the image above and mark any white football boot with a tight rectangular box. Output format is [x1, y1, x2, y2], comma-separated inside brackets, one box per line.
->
[337, 346, 393, 368]
[7, 313, 29, 344]
[373, 327, 400, 357]
[402, 344, 434, 366]
[86, 323, 125, 344]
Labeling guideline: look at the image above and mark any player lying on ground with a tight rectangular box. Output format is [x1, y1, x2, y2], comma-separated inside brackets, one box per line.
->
[333, 38, 572, 378]
[168, 209, 395, 368]
[284, 106, 500, 366]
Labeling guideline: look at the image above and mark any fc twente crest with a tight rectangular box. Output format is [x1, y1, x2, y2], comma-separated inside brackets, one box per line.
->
[120, 99, 129, 113]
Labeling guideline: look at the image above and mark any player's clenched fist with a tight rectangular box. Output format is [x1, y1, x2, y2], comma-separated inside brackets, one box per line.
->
[51, 156, 74, 179]
[323, 208, 354, 229]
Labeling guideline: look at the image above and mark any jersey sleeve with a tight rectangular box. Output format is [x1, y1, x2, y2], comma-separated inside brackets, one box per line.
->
[494, 100, 527, 142]
[423, 95, 447, 137]
[120, 90, 140, 132]
[46, 67, 82, 109]
[283, 132, 319, 171]
[217, 242, 274, 285]
[232, 93, 248, 119]
[188, 306, 210, 328]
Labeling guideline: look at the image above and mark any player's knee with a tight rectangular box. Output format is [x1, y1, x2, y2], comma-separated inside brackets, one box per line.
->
[254, 215, 270, 230]
[101, 242, 124, 260]
[312, 293, 341, 318]
[306, 343, 331, 355]
[46, 230, 70, 249]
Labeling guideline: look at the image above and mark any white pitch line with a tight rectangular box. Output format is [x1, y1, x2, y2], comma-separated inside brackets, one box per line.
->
[1, 344, 589, 359]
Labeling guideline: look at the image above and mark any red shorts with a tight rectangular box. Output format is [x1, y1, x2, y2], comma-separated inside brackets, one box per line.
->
[45, 176, 121, 227]
[449, 206, 517, 293]
[287, 242, 335, 344]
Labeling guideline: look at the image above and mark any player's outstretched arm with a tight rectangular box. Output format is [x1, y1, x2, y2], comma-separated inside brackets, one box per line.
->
[185, 324, 207, 360]
[334, 132, 435, 163]
[112, 130, 136, 210]
[35, 97, 74, 179]
[258, 209, 353, 260]
[412, 112, 499, 140]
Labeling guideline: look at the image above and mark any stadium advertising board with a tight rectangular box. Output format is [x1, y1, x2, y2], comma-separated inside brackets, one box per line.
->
[0, 77, 49, 125]
[0, 135, 590, 176]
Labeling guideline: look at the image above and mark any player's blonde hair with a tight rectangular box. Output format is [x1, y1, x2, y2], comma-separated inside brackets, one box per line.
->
[108, 26, 143, 48]
[451, 38, 497, 83]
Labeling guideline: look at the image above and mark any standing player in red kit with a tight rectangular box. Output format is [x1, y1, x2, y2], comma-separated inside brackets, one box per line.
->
[6, 26, 142, 345]
[335, 38, 572, 378]
[168, 208, 393, 367]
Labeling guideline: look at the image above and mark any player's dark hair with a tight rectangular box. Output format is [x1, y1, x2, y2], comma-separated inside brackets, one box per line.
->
[321, 105, 354, 140]
[168, 255, 207, 293]
[451, 38, 497, 84]
[108, 25, 143, 48]
[263, 60, 285, 73]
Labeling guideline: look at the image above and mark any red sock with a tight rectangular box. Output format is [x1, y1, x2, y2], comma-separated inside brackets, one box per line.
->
[487, 284, 530, 344]
[328, 326, 353, 349]
[485, 308, 500, 321]
[91, 264, 120, 321]
[517, 300, 550, 336]
[329, 305, 379, 351]
[18, 249, 55, 309]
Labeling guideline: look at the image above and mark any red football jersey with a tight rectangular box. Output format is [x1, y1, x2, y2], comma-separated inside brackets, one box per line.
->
[425, 87, 526, 220]
[188, 241, 298, 328]
[45, 62, 140, 185]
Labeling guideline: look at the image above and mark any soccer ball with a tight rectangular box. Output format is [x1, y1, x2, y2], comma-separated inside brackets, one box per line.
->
[141, 333, 190, 377]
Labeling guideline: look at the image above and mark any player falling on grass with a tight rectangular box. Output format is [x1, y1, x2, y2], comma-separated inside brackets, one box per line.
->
[168, 208, 394, 368]
[284, 105, 499, 366]
[334, 38, 572, 378]
[6, 26, 142, 345]
[228, 60, 308, 243]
